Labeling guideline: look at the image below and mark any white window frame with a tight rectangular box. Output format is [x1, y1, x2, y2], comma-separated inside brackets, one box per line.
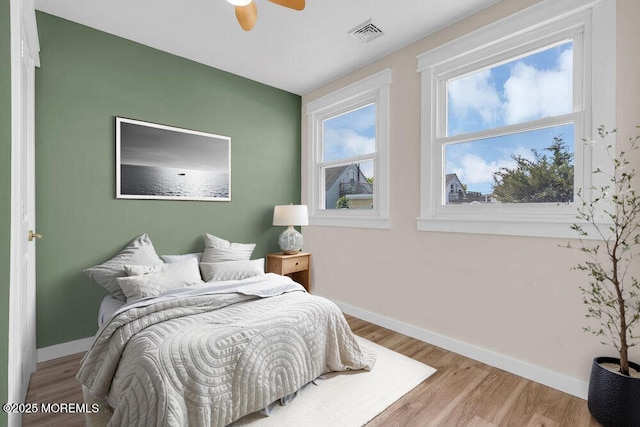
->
[304, 69, 391, 229]
[416, 0, 616, 238]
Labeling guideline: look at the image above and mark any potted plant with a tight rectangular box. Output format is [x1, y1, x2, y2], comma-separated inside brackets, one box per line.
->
[568, 125, 640, 426]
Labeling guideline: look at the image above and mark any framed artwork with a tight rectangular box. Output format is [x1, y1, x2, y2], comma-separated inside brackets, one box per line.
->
[116, 117, 231, 201]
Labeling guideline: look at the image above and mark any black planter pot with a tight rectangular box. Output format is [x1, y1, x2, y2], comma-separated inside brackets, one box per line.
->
[588, 357, 640, 427]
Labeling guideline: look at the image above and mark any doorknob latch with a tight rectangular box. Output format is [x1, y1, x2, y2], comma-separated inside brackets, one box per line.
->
[28, 230, 43, 241]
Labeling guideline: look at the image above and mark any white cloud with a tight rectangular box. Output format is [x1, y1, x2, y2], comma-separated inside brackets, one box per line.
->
[502, 48, 573, 124]
[323, 128, 375, 161]
[451, 154, 512, 185]
[448, 146, 534, 191]
[499, 145, 536, 163]
[448, 46, 573, 131]
[448, 70, 502, 125]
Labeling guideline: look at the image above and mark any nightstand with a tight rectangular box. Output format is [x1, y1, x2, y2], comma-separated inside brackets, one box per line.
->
[266, 252, 311, 292]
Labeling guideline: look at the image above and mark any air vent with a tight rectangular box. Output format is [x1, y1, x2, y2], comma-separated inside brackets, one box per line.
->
[348, 19, 384, 43]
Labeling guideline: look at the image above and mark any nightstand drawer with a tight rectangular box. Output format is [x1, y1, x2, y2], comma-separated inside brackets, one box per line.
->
[280, 256, 309, 275]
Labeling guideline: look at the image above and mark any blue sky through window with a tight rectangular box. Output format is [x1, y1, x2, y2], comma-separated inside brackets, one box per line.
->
[323, 104, 376, 178]
[445, 124, 574, 194]
[445, 42, 574, 195]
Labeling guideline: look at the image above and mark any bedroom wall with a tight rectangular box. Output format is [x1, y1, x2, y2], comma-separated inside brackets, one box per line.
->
[1, 0, 12, 423]
[302, 0, 639, 395]
[34, 12, 301, 347]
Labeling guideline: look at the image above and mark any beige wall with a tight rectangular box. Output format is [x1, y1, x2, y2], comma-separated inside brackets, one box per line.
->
[301, 0, 639, 395]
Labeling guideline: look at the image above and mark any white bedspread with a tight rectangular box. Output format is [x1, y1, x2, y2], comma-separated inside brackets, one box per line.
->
[77, 274, 376, 426]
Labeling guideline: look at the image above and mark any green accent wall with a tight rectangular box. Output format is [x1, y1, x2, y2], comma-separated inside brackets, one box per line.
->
[0, 0, 11, 424]
[35, 13, 301, 347]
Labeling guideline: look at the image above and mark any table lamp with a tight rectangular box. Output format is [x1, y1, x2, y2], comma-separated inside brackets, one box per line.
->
[273, 204, 308, 254]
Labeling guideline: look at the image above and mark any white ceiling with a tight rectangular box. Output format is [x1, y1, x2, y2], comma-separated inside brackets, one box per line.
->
[34, 0, 502, 95]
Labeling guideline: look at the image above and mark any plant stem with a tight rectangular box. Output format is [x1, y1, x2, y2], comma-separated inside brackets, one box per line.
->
[612, 216, 630, 375]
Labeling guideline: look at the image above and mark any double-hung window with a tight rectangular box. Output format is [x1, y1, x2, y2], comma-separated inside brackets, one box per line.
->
[417, 0, 616, 238]
[305, 69, 391, 228]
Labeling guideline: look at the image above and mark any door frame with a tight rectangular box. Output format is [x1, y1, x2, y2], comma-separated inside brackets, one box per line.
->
[8, 0, 40, 424]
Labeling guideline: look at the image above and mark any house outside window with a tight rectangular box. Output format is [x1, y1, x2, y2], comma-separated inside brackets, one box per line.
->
[326, 163, 373, 210]
[304, 69, 391, 228]
[416, 0, 616, 238]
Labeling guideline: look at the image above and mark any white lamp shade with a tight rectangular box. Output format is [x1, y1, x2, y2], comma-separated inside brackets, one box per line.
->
[273, 205, 309, 226]
[226, 0, 252, 5]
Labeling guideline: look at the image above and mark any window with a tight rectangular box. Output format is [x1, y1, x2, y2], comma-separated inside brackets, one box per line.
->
[304, 69, 391, 228]
[446, 42, 575, 205]
[417, 0, 616, 238]
[323, 104, 375, 210]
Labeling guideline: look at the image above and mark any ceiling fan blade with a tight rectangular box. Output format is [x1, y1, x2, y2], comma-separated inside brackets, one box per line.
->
[235, 1, 257, 31]
[268, 0, 305, 11]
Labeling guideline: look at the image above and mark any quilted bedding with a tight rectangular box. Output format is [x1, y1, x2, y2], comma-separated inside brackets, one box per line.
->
[77, 273, 376, 426]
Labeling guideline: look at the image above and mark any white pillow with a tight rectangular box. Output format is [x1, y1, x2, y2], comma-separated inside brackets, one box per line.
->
[124, 264, 164, 276]
[117, 258, 203, 303]
[82, 234, 164, 301]
[161, 252, 203, 263]
[200, 258, 265, 282]
[201, 234, 256, 263]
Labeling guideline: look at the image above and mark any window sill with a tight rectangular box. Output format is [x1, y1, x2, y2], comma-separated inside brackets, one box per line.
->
[309, 216, 390, 229]
[416, 216, 605, 240]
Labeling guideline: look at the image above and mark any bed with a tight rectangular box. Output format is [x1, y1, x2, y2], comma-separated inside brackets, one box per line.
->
[78, 234, 376, 426]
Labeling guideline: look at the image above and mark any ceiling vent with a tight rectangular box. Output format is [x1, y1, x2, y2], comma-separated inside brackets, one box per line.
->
[348, 19, 384, 43]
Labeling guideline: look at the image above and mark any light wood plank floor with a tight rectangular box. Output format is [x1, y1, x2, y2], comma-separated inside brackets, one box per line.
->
[22, 315, 600, 426]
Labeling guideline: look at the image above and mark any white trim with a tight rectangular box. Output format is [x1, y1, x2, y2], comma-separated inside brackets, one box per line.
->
[33, 312, 589, 398]
[418, 216, 575, 239]
[415, 0, 616, 238]
[303, 69, 392, 115]
[8, 4, 22, 424]
[334, 300, 589, 399]
[416, 0, 598, 72]
[37, 337, 94, 363]
[305, 69, 391, 229]
[22, 0, 40, 67]
[308, 217, 390, 229]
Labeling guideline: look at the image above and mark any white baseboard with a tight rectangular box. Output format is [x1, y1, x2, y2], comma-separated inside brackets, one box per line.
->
[335, 300, 589, 400]
[37, 336, 94, 363]
[35, 303, 589, 399]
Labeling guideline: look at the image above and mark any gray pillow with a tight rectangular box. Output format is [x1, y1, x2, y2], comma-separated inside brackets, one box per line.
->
[201, 234, 256, 263]
[82, 234, 164, 301]
[117, 258, 203, 303]
[200, 258, 265, 282]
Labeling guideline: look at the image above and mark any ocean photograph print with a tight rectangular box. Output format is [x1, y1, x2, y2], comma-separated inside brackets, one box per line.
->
[116, 117, 231, 201]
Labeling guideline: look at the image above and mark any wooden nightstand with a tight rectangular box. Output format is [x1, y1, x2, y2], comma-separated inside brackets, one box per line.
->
[266, 252, 311, 292]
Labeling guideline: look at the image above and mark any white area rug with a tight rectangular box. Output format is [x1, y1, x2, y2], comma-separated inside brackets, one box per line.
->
[234, 336, 437, 427]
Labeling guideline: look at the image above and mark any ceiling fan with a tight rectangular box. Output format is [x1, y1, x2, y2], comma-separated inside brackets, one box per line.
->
[226, 0, 305, 31]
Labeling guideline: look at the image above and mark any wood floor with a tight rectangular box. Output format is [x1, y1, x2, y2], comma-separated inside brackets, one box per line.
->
[22, 315, 600, 426]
